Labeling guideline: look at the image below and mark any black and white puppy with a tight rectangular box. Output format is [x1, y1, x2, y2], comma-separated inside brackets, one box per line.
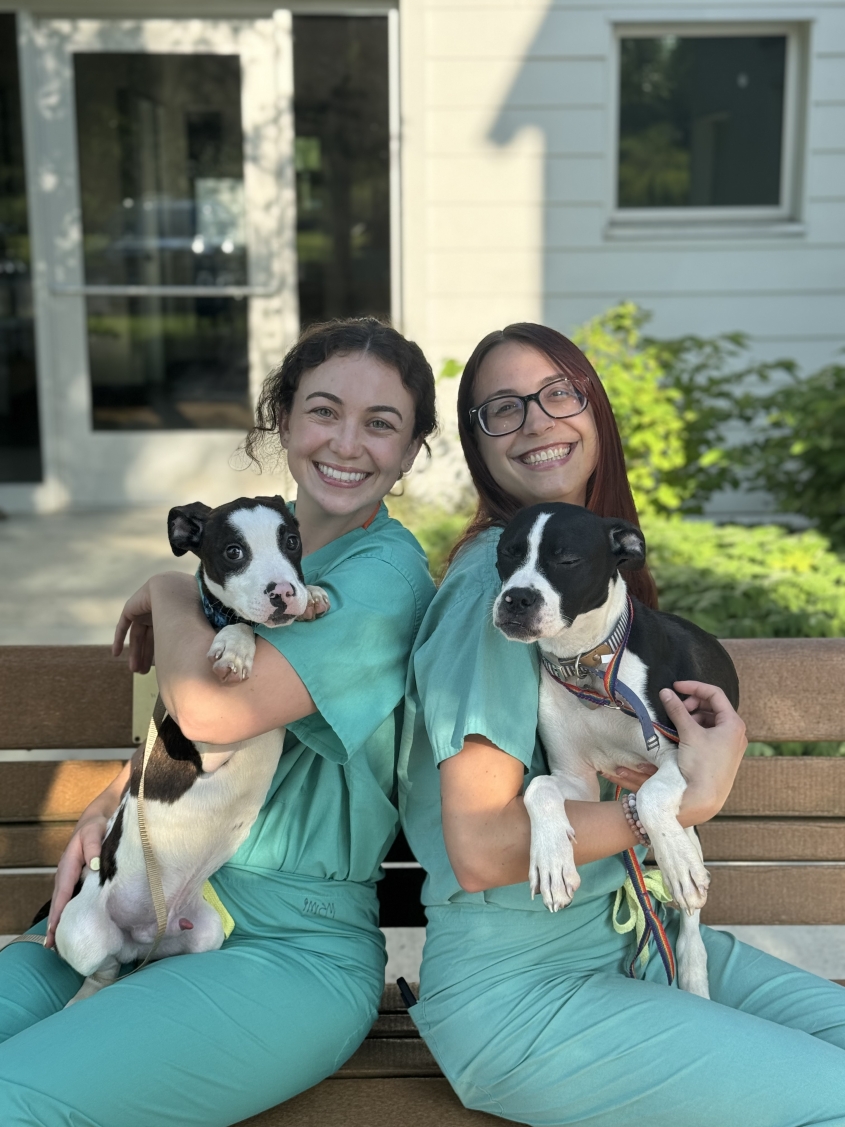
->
[55, 495, 328, 1000]
[493, 503, 739, 998]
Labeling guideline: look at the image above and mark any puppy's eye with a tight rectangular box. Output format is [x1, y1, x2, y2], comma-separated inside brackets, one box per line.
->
[554, 556, 581, 567]
[224, 544, 244, 561]
[285, 534, 300, 552]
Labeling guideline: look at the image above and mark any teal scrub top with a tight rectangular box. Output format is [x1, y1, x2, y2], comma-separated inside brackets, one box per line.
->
[226, 503, 435, 885]
[399, 527, 627, 911]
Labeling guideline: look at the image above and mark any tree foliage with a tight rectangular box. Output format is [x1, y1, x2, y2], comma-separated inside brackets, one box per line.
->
[748, 364, 845, 550]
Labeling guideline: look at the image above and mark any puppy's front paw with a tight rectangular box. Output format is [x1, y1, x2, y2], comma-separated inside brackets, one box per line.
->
[295, 585, 330, 622]
[529, 832, 580, 913]
[207, 625, 256, 683]
[654, 841, 710, 915]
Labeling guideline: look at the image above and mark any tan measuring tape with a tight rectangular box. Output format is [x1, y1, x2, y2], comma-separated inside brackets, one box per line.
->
[132, 695, 169, 971]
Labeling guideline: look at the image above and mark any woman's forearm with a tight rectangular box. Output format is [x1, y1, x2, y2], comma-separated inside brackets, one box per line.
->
[441, 732, 726, 894]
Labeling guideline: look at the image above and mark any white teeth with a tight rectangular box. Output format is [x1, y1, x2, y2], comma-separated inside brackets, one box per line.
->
[316, 462, 369, 483]
[521, 445, 572, 466]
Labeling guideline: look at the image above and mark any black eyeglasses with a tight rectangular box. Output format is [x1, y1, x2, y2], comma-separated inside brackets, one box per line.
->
[469, 377, 588, 437]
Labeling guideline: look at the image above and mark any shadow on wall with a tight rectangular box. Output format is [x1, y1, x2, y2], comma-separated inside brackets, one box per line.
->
[487, 4, 609, 333]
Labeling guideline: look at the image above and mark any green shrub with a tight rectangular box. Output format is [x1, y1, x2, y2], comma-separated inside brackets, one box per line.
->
[572, 303, 790, 517]
[572, 304, 688, 516]
[748, 364, 845, 551]
[387, 497, 471, 579]
[643, 518, 845, 639]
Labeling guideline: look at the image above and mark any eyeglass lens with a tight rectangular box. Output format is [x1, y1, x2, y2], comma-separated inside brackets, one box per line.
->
[478, 379, 585, 435]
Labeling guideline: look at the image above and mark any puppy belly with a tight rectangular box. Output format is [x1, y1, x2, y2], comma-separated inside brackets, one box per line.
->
[87, 729, 284, 961]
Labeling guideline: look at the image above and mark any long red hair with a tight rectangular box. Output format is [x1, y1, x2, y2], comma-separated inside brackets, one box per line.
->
[449, 323, 659, 609]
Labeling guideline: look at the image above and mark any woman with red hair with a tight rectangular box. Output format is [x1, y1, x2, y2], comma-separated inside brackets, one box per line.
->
[399, 323, 845, 1126]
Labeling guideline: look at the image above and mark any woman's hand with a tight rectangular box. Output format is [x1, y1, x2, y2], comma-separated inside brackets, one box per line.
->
[601, 680, 747, 824]
[113, 578, 155, 674]
[45, 762, 130, 948]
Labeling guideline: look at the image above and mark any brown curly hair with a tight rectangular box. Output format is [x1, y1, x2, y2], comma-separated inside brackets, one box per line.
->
[245, 317, 438, 468]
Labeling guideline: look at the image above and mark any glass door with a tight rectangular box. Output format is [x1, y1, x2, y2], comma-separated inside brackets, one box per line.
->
[20, 15, 298, 506]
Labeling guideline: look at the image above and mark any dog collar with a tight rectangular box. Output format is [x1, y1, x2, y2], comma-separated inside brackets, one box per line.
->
[539, 601, 631, 683]
[539, 595, 680, 755]
[198, 577, 253, 632]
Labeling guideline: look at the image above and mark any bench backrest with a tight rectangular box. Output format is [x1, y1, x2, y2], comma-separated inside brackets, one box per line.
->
[1, 640, 844, 933]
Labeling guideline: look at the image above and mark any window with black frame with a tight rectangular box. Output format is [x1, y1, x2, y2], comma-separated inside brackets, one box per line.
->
[617, 34, 788, 211]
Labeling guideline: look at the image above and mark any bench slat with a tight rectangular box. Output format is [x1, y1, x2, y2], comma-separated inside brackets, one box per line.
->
[0, 873, 54, 933]
[4, 639, 843, 752]
[0, 647, 132, 750]
[721, 759, 845, 817]
[721, 639, 845, 742]
[699, 819, 845, 861]
[0, 762, 125, 822]
[337, 1037, 440, 1078]
[234, 1078, 511, 1127]
[0, 824, 74, 867]
[702, 863, 845, 925]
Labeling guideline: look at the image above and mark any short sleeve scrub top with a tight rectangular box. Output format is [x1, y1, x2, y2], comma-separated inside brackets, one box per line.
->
[0, 503, 436, 1127]
[399, 529, 845, 1127]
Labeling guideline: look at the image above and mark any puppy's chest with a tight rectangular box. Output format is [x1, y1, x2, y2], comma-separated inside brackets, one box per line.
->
[537, 650, 662, 773]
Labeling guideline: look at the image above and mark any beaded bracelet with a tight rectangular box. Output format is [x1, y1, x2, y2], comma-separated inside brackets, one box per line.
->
[621, 792, 651, 847]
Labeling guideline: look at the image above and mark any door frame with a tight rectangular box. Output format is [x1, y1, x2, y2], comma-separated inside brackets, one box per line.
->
[6, 12, 299, 511]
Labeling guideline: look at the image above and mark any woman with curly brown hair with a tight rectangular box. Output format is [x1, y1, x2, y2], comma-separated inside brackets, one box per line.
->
[0, 318, 438, 1127]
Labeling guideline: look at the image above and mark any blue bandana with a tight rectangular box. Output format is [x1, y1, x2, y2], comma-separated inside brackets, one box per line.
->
[198, 576, 253, 632]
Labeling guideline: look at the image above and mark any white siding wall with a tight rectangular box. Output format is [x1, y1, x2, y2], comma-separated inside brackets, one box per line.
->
[400, 1, 845, 512]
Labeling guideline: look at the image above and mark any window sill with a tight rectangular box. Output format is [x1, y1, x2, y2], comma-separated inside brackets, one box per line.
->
[605, 216, 806, 242]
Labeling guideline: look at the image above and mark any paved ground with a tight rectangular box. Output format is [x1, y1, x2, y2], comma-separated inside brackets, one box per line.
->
[0, 507, 196, 645]
[2, 507, 844, 980]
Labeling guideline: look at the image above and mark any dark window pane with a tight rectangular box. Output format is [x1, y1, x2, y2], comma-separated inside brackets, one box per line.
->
[73, 54, 251, 430]
[88, 295, 251, 430]
[74, 54, 248, 287]
[293, 16, 390, 325]
[0, 14, 42, 482]
[618, 36, 786, 208]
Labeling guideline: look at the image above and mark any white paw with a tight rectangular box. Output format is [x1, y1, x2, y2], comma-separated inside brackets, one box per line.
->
[529, 832, 580, 913]
[207, 626, 256, 683]
[296, 585, 331, 621]
[654, 841, 710, 915]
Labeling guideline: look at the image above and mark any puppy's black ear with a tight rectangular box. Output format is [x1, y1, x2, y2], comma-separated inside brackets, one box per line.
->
[168, 502, 212, 557]
[608, 522, 646, 572]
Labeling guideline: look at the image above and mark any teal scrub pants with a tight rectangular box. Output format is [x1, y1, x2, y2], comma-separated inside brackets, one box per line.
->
[0, 866, 385, 1127]
[412, 902, 845, 1127]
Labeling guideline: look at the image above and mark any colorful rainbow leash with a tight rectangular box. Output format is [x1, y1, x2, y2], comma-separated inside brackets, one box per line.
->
[540, 596, 680, 985]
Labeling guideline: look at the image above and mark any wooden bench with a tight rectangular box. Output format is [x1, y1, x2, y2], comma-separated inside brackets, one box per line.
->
[1, 639, 844, 1126]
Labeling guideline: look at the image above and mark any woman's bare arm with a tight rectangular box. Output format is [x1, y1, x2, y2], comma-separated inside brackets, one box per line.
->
[441, 683, 746, 894]
[113, 572, 316, 745]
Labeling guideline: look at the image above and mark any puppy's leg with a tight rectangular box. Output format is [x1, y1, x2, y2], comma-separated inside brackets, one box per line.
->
[636, 759, 710, 915]
[66, 957, 121, 1006]
[207, 622, 256, 682]
[524, 769, 597, 913]
[675, 829, 710, 998]
[298, 585, 330, 620]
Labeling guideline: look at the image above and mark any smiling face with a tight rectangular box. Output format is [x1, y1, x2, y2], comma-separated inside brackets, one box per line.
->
[472, 341, 599, 508]
[279, 352, 422, 526]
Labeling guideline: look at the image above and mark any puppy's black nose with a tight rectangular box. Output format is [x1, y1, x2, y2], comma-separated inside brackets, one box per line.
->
[503, 587, 538, 613]
[266, 581, 295, 606]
